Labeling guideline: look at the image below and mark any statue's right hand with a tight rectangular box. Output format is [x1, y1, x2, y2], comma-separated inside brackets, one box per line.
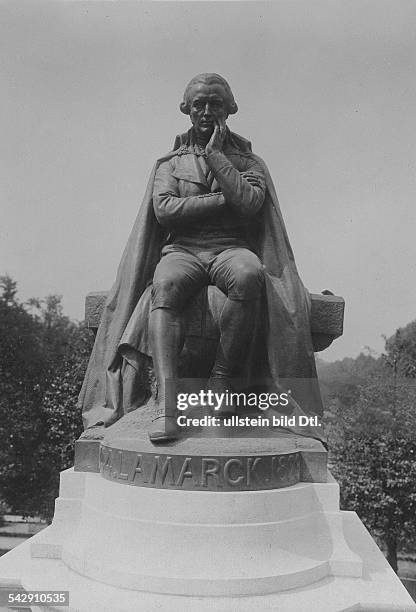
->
[205, 118, 227, 156]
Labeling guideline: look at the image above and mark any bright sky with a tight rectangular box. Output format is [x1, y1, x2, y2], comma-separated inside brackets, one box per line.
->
[1, 1, 416, 361]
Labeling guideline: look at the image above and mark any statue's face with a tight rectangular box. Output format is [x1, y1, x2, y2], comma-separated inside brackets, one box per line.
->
[189, 82, 229, 138]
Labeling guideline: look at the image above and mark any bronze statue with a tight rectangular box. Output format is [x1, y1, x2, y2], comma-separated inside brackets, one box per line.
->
[78, 74, 324, 445]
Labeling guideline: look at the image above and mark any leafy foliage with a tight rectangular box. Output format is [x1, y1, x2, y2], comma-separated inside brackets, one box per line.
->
[317, 352, 380, 411]
[0, 275, 93, 521]
[327, 349, 416, 572]
[385, 324, 416, 378]
[38, 324, 93, 518]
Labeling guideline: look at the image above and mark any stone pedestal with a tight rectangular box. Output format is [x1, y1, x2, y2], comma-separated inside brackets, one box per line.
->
[74, 406, 329, 489]
[0, 465, 414, 611]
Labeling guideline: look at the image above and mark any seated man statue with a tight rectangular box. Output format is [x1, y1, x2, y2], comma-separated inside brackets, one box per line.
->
[78, 73, 324, 446]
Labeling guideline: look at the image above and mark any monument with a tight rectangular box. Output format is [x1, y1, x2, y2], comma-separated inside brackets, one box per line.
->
[78, 72, 326, 446]
[0, 74, 414, 611]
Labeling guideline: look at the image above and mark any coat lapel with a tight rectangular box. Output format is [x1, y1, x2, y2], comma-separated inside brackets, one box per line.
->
[171, 154, 209, 189]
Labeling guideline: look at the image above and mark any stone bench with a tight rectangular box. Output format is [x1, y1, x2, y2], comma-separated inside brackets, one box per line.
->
[85, 289, 344, 353]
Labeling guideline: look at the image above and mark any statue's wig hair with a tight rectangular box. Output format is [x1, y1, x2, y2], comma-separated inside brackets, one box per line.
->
[180, 73, 238, 116]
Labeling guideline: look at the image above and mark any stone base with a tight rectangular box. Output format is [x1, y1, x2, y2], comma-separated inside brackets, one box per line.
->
[74, 405, 328, 489]
[0, 468, 414, 611]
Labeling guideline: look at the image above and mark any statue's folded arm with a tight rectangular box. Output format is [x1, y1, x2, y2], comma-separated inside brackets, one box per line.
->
[206, 150, 266, 216]
[153, 159, 226, 227]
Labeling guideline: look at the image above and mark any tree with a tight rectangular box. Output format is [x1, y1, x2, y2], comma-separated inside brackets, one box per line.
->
[0, 275, 17, 304]
[317, 352, 380, 412]
[38, 323, 92, 519]
[0, 276, 48, 515]
[385, 323, 416, 378]
[0, 276, 93, 520]
[330, 358, 416, 572]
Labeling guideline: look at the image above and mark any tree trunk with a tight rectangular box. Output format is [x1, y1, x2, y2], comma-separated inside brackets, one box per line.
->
[386, 537, 398, 573]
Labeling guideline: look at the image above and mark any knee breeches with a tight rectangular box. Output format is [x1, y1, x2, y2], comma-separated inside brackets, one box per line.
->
[151, 246, 265, 312]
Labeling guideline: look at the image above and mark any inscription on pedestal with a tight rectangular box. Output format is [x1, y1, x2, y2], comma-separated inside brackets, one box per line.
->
[99, 446, 301, 491]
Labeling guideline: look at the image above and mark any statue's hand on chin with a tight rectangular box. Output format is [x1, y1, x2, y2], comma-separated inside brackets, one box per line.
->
[205, 118, 227, 156]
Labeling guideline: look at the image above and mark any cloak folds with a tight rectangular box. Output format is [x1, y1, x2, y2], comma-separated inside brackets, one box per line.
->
[78, 131, 325, 443]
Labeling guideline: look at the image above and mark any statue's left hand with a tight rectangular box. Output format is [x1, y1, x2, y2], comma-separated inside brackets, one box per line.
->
[241, 171, 265, 190]
[205, 118, 227, 155]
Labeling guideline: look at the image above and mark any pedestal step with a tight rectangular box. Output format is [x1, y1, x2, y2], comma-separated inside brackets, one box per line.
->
[37, 469, 363, 596]
[0, 515, 414, 611]
[0, 468, 414, 611]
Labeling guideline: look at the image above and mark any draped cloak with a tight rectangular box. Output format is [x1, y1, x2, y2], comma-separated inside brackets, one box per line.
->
[78, 130, 325, 443]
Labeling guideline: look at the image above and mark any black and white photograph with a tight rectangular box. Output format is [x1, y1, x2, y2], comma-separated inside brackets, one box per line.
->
[1, 1, 416, 610]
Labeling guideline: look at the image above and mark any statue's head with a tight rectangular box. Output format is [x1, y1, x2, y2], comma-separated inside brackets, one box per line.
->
[180, 73, 238, 139]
